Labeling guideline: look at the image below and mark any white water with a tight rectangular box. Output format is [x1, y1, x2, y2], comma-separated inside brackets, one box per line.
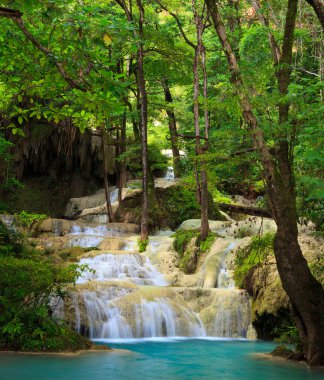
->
[68, 224, 123, 248]
[109, 188, 119, 204]
[57, 224, 254, 340]
[71, 293, 206, 339]
[76, 253, 168, 286]
[163, 166, 175, 180]
[217, 242, 236, 289]
[217, 269, 235, 289]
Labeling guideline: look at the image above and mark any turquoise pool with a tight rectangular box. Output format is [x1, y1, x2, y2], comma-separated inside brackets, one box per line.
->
[1, 339, 323, 379]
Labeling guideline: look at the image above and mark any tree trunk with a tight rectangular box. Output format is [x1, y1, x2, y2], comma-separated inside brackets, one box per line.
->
[101, 129, 114, 222]
[206, 0, 324, 365]
[116, 59, 127, 203]
[192, 6, 209, 241]
[304, 0, 324, 29]
[117, 111, 127, 203]
[136, 0, 149, 242]
[162, 79, 181, 178]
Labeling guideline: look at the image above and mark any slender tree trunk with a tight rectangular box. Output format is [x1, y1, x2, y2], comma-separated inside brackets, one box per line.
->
[206, 0, 324, 365]
[192, 5, 209, 241]
[101, 129, 114, 222]
[200, 44, 209, 241]
[118, 111, 127, 202]
[116, 59, 127, 203]
[193, 42, 202, 206]
[136, 0, 149, 242]
[156, 0, 209, 239]
[162, 79, 181, 178]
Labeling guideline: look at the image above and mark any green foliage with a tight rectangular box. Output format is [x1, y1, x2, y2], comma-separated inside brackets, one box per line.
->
[212, 188, 233, 204]
[159, 183, 222, 230]
[308, 255, 324, 285]
[15, 211, 47, 229]
[148, 144, 168, 172]
[173, 229, 216, 255]
[173, 229, 216, 273]
[0, 135, 22, 193]
[0, 135, 13, 160]
[173, 229, 198, 256]
[137, 238, 149, 253]
[273, 321, 300, 345]
[117, 142, 168, 175]
[0, 221, 90, 352]
[199, 233, 216, 253]
[234, 233, 274, 288]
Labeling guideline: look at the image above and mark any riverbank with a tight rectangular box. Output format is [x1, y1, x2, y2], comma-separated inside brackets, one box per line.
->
[0, 345, 136, 357]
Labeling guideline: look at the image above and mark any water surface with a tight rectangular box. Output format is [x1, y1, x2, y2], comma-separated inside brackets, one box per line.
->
[1, 339, 323, 380]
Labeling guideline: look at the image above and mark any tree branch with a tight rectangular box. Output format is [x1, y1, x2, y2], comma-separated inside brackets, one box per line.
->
[155, 0, 196, 49]
[304, 0, 324, 30]
[0, 7, 22, 18]
[249, 0, 281, 64]
[0, 9, 86, 91]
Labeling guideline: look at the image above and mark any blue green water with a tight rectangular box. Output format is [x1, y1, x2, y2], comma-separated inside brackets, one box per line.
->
[1, 339, 323, 380]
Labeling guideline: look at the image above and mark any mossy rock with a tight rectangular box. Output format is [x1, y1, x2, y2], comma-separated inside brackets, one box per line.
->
[115, 184, 223, 231]
[270, 345, 295, 359]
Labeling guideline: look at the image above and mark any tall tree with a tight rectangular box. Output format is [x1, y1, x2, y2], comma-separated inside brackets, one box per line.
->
[157, 0, 210, 239]
[206, 0, 324, 366]
[114, 0, 149, 243]
[136, 0, 149, 242]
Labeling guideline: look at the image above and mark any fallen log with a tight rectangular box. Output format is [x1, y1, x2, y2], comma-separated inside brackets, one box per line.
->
[217, 203, 273, 218]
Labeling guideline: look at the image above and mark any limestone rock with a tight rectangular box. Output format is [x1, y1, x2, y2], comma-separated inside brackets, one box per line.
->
[177, 219, 231, 232]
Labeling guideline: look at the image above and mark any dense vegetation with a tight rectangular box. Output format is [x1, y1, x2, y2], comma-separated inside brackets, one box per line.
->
[0, 221, 91, 352]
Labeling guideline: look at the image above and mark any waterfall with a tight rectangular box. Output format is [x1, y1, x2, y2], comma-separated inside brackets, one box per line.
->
[69, 292, 206, 339]
[55, 227, 254, 340]
[217, 269, 235, 289]
[76, 253, 168, 286]
[68, 224, 122, 248]
[206, 293, 252, 338]
[163, 166, 175, 180]
[216, 241, 236, 289]
[109, 188, 119, 204]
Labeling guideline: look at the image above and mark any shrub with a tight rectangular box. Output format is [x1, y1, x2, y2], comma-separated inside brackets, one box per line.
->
[173, 229, 198, 256]
[0, 221, 91, 352]
[15, 211, 47, 229]
[138, 238, 149, 253]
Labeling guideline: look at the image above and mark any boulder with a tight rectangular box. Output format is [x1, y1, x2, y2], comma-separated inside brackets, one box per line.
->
[178, 219, 231, 232]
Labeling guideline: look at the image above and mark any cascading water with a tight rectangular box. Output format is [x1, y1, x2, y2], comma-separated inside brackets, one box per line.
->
[55, 217, 254, 340]
[69, 291, 206, 340]
[216, 242, 236, 289]
[164, 166, 175, 180]
[76, 253, 168, 286]
[68, 224, 123, 248]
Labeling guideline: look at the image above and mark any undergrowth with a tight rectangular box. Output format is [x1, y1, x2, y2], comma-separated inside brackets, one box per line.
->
[0, 221, 92, 352]
[173, 229, 216, 273]
[234, 232, 274, 288]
